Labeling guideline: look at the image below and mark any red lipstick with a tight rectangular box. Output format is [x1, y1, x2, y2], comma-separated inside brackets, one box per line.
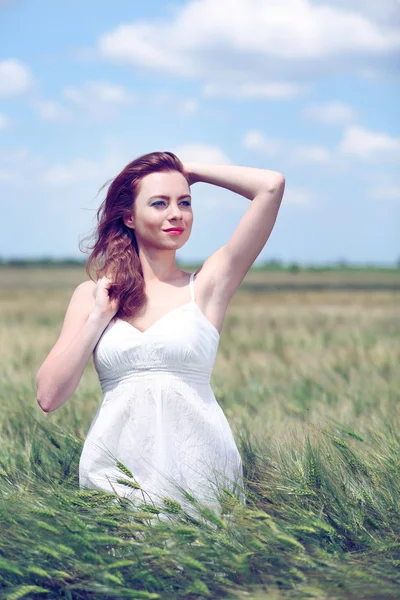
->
[163, 227, 184, 236]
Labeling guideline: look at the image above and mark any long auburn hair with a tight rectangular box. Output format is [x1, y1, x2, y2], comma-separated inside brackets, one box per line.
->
[79, 151, 190, 320]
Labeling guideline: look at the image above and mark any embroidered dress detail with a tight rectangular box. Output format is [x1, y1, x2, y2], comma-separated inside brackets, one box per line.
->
[79, 271, 245, 512]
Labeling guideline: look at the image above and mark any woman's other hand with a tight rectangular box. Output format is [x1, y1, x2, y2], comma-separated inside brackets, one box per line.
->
[93, 276, 119, 319]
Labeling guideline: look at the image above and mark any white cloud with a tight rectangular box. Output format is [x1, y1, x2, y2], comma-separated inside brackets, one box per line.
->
[35, 81, 138, 124]
[301, 101, 357, 125]
[0, 168, 14, 182]
[360, 169, 400, 203]
[171, 143, 232, 165]
[35, 100, 72, 123]
[69, 46, 98, 62]
[367, 185, 400, 201]
[0, 148, 47, 197]
[42, 154, 125, 186]
[99, 22, 187, 74]
[0, 147, 30, 163]
[243, 123, 400, 168]
[338, 125, 400, 162]
[310, 0, 400, 27]
[0, 59, 34, 98]
[64, 81, 133, 106]
[97, 0, 400, 86]
[0, 145, 137, 230]
[0, 112, 11, 130]
[291, 144, 332, 164]
[3, 144, 232, 190]
[282, 185, 316, 207]
[62, 81, 138, 121]
[243, 131, 285, 157]
[202, 81, 308, 100]
[244, 128, 330, 164]
[149, 91, 199, 116]
[180, 98, 199, 115]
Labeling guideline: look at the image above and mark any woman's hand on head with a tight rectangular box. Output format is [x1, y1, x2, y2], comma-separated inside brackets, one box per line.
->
[92, 276, 120, 319]
[182, 162, 199, 186]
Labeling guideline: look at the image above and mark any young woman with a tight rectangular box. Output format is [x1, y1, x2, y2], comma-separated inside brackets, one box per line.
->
[36, 151, 285, 513]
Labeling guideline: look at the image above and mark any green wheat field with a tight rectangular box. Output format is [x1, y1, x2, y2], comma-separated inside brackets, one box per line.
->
[1, 266, 399, 600]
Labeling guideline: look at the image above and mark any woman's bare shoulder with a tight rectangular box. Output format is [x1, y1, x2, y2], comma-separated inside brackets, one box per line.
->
[72, 279, 97, 313]
[77, 279, 97, 293]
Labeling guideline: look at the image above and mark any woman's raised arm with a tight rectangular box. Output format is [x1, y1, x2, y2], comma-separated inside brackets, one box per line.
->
[184, 162, 285, 303]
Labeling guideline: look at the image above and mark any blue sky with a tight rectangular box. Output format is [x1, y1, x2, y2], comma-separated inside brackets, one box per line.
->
[0, 0, 399, 265]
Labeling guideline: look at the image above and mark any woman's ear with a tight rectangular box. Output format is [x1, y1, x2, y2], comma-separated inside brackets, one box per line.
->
[123, 215, 135, 229]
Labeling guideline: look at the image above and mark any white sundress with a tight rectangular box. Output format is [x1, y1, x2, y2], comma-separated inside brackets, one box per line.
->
[79, 270, 245, 514]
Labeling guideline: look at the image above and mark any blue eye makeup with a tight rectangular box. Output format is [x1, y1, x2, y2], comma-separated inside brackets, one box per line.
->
[152, 200, 191, 206]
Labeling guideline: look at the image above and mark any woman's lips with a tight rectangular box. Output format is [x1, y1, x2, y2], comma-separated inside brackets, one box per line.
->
[163, 228, 184, 235]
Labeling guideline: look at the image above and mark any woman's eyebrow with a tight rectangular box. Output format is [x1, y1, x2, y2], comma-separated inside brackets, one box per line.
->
[148, 194, 191, 201]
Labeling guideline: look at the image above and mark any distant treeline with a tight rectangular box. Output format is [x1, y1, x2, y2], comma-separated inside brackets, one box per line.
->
[0, 257, 399, 272]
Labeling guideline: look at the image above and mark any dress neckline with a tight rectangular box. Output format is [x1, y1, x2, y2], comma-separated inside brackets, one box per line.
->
[114, 301, 220, 339]
[113, 272, 220, 338]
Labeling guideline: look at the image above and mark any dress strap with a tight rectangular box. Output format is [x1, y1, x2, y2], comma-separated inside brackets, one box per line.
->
[189, 271, 197, 303]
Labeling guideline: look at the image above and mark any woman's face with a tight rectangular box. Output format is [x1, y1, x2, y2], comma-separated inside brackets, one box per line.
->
[124, 170, 193, 250]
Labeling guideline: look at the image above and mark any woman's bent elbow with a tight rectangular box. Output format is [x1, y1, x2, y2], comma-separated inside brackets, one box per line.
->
[36, 380, 59, 412]
[37, 394, 54, 413]
[37, 387, 71, 412]
[36, 371, 56, 412]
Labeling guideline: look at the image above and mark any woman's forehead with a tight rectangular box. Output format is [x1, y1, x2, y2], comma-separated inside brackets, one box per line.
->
[138, 171, 189, 199]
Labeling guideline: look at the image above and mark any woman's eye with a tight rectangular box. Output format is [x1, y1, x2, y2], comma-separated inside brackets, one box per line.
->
[152, 200, 191, 207]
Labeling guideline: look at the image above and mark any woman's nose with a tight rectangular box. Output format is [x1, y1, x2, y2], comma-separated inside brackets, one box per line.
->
[168, 205, 183, 219]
